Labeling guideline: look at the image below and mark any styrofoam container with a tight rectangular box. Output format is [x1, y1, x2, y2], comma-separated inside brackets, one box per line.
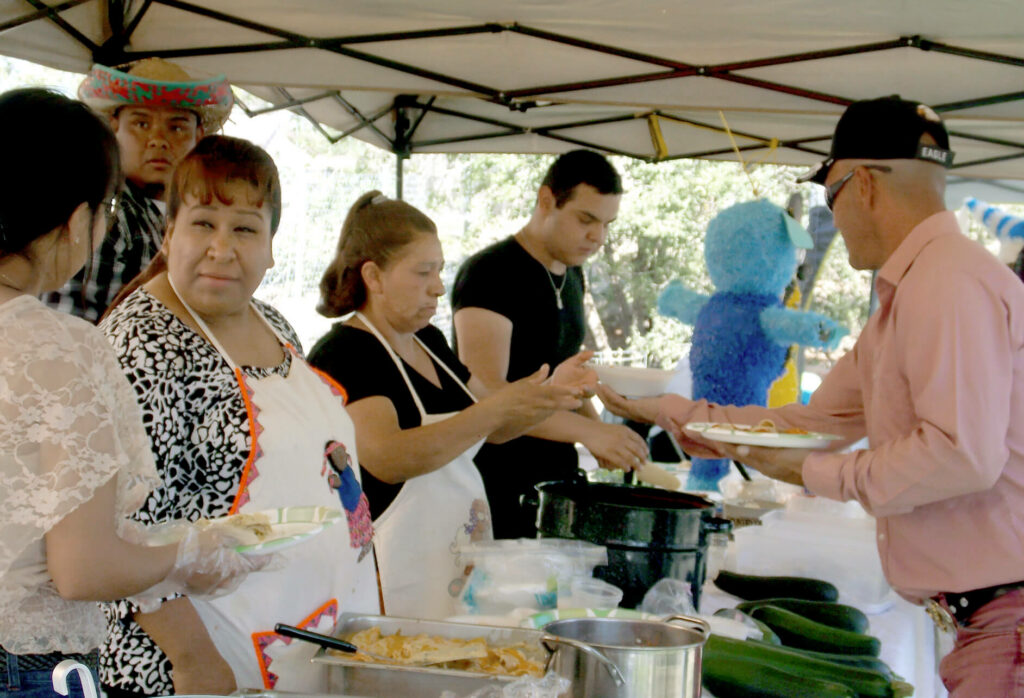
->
[595, 365, 674, 397]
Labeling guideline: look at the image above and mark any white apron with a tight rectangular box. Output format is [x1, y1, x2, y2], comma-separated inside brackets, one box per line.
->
[172, 282, 380, 692]
[356, 313, 493, 619]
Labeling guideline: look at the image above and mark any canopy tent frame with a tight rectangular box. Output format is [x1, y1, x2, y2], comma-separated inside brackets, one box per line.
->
[3, 0, 1024, 201]
[4, 0, 1022, 169]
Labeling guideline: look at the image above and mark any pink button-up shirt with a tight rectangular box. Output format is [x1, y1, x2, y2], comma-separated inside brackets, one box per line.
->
[662, 211, 1024, 603]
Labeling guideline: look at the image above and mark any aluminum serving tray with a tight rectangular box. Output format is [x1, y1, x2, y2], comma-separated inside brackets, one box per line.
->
[311, 613, 548, 697]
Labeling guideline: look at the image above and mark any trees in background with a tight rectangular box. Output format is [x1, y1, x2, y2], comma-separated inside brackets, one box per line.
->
[426, 153, 870, 371]
[1, 55, 868, 372]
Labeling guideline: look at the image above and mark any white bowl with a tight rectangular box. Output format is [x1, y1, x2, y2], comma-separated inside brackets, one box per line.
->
[595, 365, 674, 397]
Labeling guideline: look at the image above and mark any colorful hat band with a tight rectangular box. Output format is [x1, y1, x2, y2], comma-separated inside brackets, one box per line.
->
[79, 64, 232, 131]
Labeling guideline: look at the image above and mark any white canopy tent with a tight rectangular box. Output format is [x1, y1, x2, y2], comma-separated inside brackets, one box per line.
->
[0, 0, 1021, 200]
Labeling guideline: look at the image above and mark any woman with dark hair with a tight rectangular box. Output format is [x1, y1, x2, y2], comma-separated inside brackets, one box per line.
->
[0, 89, 256, 698]
[308, 191, 593, 619]
[99, 136, 380, 696]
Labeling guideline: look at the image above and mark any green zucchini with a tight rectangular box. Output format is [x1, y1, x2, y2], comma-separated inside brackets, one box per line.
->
[714, 570, 839, 602]
[748, 639, 897, 680]
[713, 608, 782, 645]
[750, 617, 782, 645]
[750, 605, 882, 656]
[706, 635, 913, 698]
[737, 597, 870, 633]
[703, 651, 856, 698]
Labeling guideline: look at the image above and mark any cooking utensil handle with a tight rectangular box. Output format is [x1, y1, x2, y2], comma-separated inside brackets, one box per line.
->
[663, 614, 712, 637]
[540, 634, 626, 687]
[274, 623, 358, 654]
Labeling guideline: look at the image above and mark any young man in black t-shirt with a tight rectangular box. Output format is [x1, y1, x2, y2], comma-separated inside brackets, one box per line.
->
[452, 150, 649, 539]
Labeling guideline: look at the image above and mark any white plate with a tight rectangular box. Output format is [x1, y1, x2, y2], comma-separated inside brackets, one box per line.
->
[684, 422, 841, 449]
[199, 506, 342, 556]
[594, 365, 674, 397]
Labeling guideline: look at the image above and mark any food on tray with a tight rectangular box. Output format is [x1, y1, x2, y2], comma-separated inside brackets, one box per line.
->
[197, 512, 273, 545]
[709, 419, 809, 435]
[336, 627, 545, 677]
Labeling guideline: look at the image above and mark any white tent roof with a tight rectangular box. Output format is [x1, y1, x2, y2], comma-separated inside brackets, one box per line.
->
[1, 0, 1022, 180]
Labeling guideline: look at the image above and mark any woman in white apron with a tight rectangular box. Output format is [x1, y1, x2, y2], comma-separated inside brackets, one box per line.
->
[98, 138, 379, 697]
[308, 191, 595, 619]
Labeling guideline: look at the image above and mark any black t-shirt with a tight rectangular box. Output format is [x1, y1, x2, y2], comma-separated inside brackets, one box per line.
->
[307, 323, 473, 518]
[451, 236, 585, 537]
[452, 236, 586, 380]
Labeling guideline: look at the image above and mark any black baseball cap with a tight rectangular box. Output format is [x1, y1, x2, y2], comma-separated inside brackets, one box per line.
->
[799, 96, 954, 185]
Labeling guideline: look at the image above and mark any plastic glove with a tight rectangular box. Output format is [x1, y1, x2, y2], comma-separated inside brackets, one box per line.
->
[129, 523, 271, 613]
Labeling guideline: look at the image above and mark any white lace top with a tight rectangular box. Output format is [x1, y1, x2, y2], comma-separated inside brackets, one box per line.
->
[0, 295, 160, 654]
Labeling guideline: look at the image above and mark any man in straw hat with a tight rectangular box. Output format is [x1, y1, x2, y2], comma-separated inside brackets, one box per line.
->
[597, 96, 1024, 696]
[46, 58, 233, 321]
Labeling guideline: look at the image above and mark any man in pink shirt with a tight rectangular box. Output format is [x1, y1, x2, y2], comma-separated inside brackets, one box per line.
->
[599, 96, 1024, 696]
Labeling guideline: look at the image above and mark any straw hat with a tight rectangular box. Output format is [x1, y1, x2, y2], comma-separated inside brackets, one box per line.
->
[78, 58, 233, 133]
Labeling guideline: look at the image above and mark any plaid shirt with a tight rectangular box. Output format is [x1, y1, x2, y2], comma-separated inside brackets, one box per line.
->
[45, 182, 165, 322]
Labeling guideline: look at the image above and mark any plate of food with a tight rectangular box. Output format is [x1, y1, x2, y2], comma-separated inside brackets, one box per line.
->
[594, 365, 674, 397]
[684, 420, 841, 449]
[196, 506, 342, 556]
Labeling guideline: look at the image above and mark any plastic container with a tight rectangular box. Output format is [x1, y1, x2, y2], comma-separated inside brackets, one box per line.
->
[454, 538, 607, 615]
[558, 576, 624, 610]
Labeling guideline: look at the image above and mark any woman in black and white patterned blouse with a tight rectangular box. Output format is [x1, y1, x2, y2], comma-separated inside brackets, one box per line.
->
[99, 136, 380, 697]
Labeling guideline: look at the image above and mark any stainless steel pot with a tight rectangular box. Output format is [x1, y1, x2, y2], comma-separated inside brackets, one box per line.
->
[541, 614, 709, 698]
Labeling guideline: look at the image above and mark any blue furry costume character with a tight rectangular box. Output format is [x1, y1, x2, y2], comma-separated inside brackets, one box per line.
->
[659, 199, 848, 491]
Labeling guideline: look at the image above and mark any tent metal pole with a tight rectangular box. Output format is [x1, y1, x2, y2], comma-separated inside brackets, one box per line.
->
[396, 155, 404, 201]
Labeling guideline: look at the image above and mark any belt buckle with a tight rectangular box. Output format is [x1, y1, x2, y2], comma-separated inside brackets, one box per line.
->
[926, 598, 958, 635]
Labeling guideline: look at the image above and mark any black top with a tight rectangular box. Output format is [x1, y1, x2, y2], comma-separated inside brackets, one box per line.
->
[451, 236, 585, 538]
[452, 236, 586, 380]
[308, 322, 473, 519]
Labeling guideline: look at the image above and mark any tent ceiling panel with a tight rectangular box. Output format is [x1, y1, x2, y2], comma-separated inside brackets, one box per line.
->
[409, 131, 583, 155]
[357, 32, 660, 93]
[0, 2, 100, 69]
[537, 75, 833, 113]
[128, 2, 282, 51]
[738, 47, 1024, 109]
[175, 47, 463, 94]
[0, 0, 1021, 179]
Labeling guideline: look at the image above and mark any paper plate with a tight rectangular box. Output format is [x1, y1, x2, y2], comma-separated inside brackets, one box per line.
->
[201, 506, 342, 556]
[684, 422, 841, 449]
[520, 607, 660, 629]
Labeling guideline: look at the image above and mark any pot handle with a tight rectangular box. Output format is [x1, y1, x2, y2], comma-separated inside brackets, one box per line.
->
[663, 613, 712, 637]
[541, 634, 626, 687]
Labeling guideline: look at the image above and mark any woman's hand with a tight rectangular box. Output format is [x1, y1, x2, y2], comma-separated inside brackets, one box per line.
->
[595, 383, 662, 424]
[551, 351, 598, 394]
[485, 366, 584, 436]
[580, 421, 649, 471]
[128, 524, 271, 612]
[173, 526, 272, 596]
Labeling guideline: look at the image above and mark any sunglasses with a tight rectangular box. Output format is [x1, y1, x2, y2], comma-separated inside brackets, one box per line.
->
[825, 165, 892, 211]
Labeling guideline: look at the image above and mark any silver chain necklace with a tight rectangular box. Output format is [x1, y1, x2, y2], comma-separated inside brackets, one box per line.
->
[545, 268, 567, 310]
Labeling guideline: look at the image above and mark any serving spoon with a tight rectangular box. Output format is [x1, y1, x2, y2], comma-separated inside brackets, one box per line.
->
[274, 623, 488, 666]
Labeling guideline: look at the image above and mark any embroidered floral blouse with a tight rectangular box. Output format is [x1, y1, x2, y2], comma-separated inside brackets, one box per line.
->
[0, 295, 159, 654]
